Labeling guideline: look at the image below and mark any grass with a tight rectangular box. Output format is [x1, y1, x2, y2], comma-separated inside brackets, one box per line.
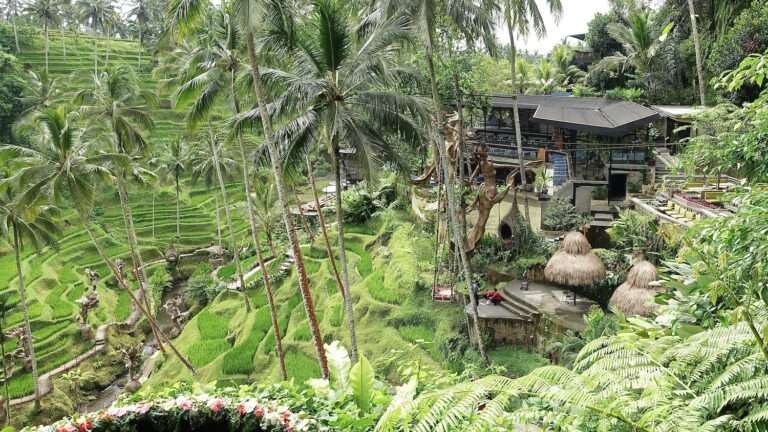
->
[188, 340, 232, 368]
[489, 347, 550, 378]
[221, 306, 272, 375]
[197, 310, 231, 340]
[284, 349, 321, 383]
[398, 325, 434, 344]
[366, 270, 401, 304]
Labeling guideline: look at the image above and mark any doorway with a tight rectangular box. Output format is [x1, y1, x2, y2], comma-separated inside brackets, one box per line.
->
[608, 174, 628, 201]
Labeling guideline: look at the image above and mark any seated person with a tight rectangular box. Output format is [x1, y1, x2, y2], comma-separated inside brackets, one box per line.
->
[483, 289, 503, 305]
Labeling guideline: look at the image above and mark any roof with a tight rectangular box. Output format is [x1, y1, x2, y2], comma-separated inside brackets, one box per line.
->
[650, 105, 706, 119]
[489, 95, 659, 136]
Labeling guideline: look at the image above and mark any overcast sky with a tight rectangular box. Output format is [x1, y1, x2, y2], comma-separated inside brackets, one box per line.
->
[495, 0, 611, 54]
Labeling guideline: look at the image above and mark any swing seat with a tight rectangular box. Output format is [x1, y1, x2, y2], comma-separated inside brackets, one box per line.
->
[432, 284, 454, 302]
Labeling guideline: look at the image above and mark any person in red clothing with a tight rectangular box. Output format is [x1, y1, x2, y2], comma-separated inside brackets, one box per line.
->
[484, 289, 503, 305]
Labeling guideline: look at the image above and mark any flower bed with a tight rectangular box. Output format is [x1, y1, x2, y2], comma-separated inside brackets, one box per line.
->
[24, 394, 316, 432]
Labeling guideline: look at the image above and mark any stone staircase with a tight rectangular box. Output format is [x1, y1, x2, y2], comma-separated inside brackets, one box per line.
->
[500, 286, 542, 322]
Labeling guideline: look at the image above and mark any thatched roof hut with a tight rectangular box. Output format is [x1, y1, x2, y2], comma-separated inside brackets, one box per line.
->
[609, 260, 660, 316]
[545, 232, 606, 287]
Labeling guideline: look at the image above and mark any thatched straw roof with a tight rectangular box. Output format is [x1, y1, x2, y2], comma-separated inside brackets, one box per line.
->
[609, 260, 661, 316]
[545, 232, 606, 287]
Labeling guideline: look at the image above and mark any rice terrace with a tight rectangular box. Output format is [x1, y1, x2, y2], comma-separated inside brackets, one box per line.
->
[1, 0, 768, 430]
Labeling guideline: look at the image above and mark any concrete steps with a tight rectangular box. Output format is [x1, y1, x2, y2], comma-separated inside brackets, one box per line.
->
[500, 286, 542, 322]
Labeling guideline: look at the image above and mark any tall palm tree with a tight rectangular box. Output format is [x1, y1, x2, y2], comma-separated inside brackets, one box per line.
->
[532, 58, 560, 94]
[498, 0, 562, 222]
[0, 189, 59, 411]
[75, 65, 155, 319]
[192, 126, 251, 311]
[24, 0, 61, 74]
[259, 0, 427, 363]
[375, 0, 495, 362]
[5, 0, 22, 52]
[686, 0, 705, 106]
[596, 9, 673, 98]
[167, 0, 331, 379]
[76, 0, 116, 74]
[150, 139, 190, 239]
[252, 171, 279, 259]
[1, 105, 196, 374]
[0, 295, 12, 423]
[128, 0, 149, 69]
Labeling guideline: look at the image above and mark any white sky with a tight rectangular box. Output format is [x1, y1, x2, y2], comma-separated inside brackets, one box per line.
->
[495, 0, 612, 55]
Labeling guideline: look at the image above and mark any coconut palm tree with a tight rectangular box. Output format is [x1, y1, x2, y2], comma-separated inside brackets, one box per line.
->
[374, 0, 495, 363]
[596, 9, 674, 98]
[496, 0, 562, 222]
[0, 295, 12, 423]
[75, 65, 155, 311]
[76, 0, 117, 74]
[150, 139, 190, 240]
[4, 0, 22, 52]
[0, 190, 58, 412]
[1, 105, 196, 374]
[127, 0, 149, 69]
[167, 0, 331, 379]
[256, 0, 427, 363]
[532, 58, 560, 94]
[24, 0, 61, 74]
[191, 126, 251, 311]
[252, 171, 279, 259]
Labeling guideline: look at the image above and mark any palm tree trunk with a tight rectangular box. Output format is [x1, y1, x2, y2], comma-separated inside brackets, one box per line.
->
[115, 176, 150, 317]
[209, 129, 250, 311]
[505, 9, 530, 223]
[138, 27, 143, 70]
[105, 25, 110, 67]
[80, 216, 196, 373]
[61, 25, 66, 59]
[687, 0, 707, 106]
[115, 176, 165, 350]
[93, 32, 98, 75]
[175, 174, 181, 239]
[214, 194, 222, 247]
[235, 125, 287, 380]
[152, 191, 156, 239]
[12, 226, 41, 411]
[0, 321, 10, 423]
[307, 156, 345, 300]
[331, 145, 359, 363]
[11, 11, 20, 53]
[44, 23, 49, 75]
[266, 231, 277, 259]
[424, 20, 488, 363]
[246, 32, 329, 379]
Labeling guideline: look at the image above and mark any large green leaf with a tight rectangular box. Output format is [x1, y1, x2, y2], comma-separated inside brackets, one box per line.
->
[349, 354, 374, 413]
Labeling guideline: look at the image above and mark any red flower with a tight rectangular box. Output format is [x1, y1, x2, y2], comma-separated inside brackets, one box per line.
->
[57, 424, 77, 432]
[253, 406, 264, 417]
[79, 419, 93, 432]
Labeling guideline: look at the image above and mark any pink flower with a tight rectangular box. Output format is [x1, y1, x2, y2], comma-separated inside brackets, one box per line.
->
[208, 398, 225, 413]
[134, 403, 152, 415]
[105, 407, 128, 418]
[239, 400, 257, 416]
[176, 397, 193, 410]
[254, 405, 265, 417]
[56, 424, 77, 432]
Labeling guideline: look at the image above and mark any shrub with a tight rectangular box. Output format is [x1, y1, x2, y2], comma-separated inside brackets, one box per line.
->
[342, 186, 378, 224]
[607, 210, 679, 262]
[543, 197, 592, 232]
[185, 265, 217, 306]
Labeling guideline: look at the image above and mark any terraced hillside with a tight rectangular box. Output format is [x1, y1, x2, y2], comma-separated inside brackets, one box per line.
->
[0, 181, 257, 398]
[16, 31, 185, 149]
[144, 214, 466, 388]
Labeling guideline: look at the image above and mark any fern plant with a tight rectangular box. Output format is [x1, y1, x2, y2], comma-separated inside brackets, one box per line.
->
[377, 318, 768, 431]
